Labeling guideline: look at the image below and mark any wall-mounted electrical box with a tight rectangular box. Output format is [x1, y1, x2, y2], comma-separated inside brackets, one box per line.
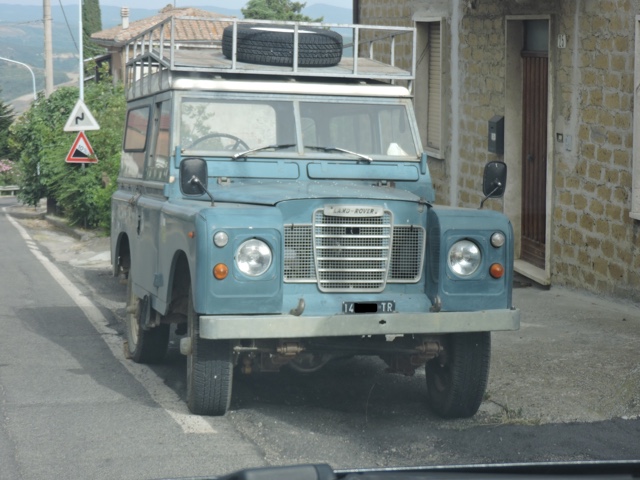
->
[488, 115, 504, 155]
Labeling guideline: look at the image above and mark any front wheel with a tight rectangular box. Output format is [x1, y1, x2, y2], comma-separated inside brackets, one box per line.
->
[186, 289, 233, 416]
[425, 332, 490, 419]
[125, 269, 169, 364]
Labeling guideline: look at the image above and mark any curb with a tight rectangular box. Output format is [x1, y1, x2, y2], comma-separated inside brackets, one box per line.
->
[5, 206, 46, 220]
[44, 215, 89, 241]
[6, 204, 94, 242]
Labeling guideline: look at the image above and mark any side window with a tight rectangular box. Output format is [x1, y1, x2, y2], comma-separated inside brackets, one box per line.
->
[146, 101, 171, 182]
[121, 106, 150, 178]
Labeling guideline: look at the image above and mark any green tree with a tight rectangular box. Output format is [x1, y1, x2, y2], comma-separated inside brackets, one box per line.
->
[9, 67, 125, 230]
[0, 89, 14, 159]
[242, 0, 322, 22]
[83, 0, 104, 58]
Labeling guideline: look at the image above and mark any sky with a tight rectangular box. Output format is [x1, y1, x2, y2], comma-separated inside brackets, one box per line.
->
[0, 0, 348, 8]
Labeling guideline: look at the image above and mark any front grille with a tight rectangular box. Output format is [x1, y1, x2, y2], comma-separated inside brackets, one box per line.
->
[284, 210, 425, 291]
[389, 225, 425, 282]
[284, 224, 315, 280]
[314, 210, 392, 292]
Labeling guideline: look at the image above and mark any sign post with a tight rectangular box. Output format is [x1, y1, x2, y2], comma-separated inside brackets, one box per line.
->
[66, 131, 98, 164]
[64, 100, 100, 132]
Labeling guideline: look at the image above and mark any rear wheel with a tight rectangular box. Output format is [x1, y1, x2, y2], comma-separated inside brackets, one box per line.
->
[186, 288, 233, 416]
[125, 269, 169, 364]
[425, 332, 490, 418]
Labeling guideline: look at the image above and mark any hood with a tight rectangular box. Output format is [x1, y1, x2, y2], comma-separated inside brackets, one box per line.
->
[208, 180, 422, 206]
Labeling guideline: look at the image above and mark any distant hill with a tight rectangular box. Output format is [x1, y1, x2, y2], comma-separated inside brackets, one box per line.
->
[0, 3, 352, 105]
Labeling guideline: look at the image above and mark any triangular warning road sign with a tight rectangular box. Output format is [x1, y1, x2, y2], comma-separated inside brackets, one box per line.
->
[64, 100, 100, 132]
[66, 131, 98, 163]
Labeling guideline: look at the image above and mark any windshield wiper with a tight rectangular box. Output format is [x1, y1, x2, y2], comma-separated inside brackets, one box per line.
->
[305, 146, 373, 164]
[232, 143, 296, 161]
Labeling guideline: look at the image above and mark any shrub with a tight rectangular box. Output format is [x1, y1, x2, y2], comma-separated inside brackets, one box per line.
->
[0, 159, 17, 185]
[10, 70, 125, 230]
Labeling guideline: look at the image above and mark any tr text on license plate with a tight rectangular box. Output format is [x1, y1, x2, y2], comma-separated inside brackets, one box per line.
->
[342, 301, 395, 314]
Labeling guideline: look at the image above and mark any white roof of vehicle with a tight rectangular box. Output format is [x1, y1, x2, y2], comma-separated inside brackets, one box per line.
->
[170, 78, 412, 97]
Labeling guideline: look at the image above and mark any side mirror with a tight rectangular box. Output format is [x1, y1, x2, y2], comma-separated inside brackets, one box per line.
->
[180, 157, 208, 196]
[483, 161, 507, 198]
[480, 161, 507, 208]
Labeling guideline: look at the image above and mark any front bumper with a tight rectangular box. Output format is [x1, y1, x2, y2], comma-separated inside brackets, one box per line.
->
[198, 308, 520, 340]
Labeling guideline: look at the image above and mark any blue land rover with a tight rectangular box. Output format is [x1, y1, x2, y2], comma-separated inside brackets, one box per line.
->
[111, 19, 520, 418]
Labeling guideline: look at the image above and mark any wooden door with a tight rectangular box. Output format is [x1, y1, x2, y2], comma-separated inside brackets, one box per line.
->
[520, 51, 548, 269]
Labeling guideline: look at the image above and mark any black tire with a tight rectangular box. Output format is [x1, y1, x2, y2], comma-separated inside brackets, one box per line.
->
[125, 269, 169, 364]
[186, 288, 233, 416]
[222, 24, 343, 67]
[425, 332, 490, 419]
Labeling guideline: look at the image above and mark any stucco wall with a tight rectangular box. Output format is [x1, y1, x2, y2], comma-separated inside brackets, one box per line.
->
[358, 0, 640, 300]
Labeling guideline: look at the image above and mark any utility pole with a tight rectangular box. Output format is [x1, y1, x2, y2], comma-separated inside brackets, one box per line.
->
[78, 0, 84, 101]
[43, 0, 54, 97]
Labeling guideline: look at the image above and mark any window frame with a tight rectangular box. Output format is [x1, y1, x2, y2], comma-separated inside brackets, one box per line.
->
[176, 92, 423, 161]
[123, 105, 152, 153]
[144, 98, 172, 182]
[413, 17, 446, 160]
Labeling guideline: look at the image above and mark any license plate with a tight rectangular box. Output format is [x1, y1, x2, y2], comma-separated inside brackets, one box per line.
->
[342, 301, 395, 314]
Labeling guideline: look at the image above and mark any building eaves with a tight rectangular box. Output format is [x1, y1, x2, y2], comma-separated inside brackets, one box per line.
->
[91, 6, 233, 47]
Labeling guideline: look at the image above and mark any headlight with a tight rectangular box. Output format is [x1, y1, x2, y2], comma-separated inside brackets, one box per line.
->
[236, 239, 272, 276]
[213, 231, 229, 247]
[448, 240, 481, 276]
[491, 232, 506, 248]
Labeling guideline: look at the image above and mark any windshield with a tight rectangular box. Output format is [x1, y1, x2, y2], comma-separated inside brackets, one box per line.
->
[179, 96, 419, 159]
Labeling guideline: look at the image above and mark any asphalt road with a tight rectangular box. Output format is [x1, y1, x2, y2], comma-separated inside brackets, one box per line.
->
[1, 195, 639, 480]
[0, 197, 266, 480]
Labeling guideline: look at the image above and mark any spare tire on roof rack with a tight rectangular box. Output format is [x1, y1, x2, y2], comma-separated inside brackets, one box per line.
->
[222, 24, 343, 68]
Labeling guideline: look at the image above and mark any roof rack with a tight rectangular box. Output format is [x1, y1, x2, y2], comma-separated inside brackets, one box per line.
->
[124, 17, 416, 99]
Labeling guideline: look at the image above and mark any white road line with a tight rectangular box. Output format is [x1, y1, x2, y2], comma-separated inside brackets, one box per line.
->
[3, 210, 216, 434]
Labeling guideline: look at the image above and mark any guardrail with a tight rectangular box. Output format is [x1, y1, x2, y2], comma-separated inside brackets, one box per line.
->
[0, 185, 19, 196]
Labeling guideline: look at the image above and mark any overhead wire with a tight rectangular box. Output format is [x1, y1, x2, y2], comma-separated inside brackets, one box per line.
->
[58, 0, 79, 53]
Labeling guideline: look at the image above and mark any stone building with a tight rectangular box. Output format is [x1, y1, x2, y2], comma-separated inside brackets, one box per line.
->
[355, 0, 640, 300]
[91, 6, 232, 84]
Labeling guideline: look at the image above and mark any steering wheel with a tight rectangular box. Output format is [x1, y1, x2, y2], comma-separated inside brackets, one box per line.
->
[186, 133, 250, 151]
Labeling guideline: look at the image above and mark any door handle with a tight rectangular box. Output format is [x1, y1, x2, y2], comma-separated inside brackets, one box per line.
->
[128, 192, 141, 207]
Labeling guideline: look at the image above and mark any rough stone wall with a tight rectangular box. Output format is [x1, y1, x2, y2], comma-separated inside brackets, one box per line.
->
[356, 2, 413, 62]
[553, 0, 640, 299]
[456, 2, 506, 208]
[359, 2, 413, 26]
[358, 0, 640, 300]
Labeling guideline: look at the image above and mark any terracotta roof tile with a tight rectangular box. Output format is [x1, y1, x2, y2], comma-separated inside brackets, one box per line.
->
[91, 6, 233, 46]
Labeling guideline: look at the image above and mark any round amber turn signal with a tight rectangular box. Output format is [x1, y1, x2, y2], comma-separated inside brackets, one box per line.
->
[213, 263, 229, 280]
[490, 263, 505, 279]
